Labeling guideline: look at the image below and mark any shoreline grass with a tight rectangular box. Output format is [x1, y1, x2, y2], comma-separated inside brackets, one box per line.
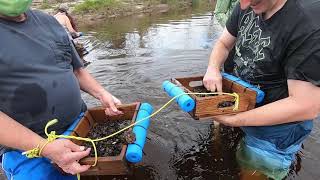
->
[74, 0, 120, 13]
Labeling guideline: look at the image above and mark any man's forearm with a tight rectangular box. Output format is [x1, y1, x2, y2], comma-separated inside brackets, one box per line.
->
[234, 96, 318, 126]
[207, 28, 236, 71]
[208, 40, 232, 70]
[74, 68, 108, 99]
[0, 112, 46, 151]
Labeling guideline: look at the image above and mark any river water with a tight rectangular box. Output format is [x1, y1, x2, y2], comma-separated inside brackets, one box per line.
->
[79, 4, 320, 180]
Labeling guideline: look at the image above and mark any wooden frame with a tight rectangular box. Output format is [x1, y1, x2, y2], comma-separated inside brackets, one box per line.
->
[172, 76, 257, 119]
[70, 102, 140, 176]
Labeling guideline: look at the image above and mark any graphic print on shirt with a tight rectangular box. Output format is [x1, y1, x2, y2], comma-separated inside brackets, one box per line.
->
[233, 10, 271, 81]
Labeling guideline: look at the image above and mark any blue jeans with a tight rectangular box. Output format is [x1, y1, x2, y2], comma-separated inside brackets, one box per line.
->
[237, 120, 313, 179]
[236, 135, 300, 180]
[2, 112, 84, 180]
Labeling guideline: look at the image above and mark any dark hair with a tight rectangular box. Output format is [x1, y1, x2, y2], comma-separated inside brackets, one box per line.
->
[58, 9, 66, 13]
[66, 13, 78, 31]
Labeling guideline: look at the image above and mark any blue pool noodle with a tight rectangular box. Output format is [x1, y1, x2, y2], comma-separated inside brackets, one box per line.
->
[132, 126, 147, 148]
[162, 81, 195, 112]
[135, 103, 153, 129]
[162, 80, 177, 97]
[126, 103, 153, 163]
[222, 73, 265, 104]
[222, 72, 240, 81]
[126, 144, 143, 163]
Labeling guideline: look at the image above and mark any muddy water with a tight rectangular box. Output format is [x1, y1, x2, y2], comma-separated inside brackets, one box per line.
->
[79, 4, 320, 180]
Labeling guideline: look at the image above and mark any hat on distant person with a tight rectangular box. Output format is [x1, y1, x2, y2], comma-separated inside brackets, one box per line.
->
[58, 3, 69, 12]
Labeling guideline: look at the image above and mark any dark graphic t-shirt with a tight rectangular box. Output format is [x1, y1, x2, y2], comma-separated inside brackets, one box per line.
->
[0, 10, 86, 138]
[226, 0, 320, 104]
[225, 0, 320, 149]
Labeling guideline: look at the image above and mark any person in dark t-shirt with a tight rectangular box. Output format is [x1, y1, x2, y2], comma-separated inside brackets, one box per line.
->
[203, 0, 320, 178]
[0, 1, 123, 179]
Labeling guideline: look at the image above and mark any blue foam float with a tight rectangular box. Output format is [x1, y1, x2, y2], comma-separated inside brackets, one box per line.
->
[162, 81, 195, 112]
[222, 73, 265, 103]
[126, 144, 143, 163]
[135, 103, 153, 129]
[222, 72, 240, 81]
[126, 103, 153, 163]
[132, 126, 147, 148]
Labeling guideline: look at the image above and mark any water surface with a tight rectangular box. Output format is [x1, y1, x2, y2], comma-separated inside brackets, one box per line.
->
[79, 4, 320, 180]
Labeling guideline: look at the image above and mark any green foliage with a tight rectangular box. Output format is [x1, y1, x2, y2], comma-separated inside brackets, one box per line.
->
[74, 0, 119, 13]
[127, 0, 189, 6]
[39, 0, 52, 9]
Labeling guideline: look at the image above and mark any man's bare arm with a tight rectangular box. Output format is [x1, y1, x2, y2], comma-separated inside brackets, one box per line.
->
[208, 28, 237, 70]
[0, 112, 46, 151]
[216, 80, 320, 126]
[203, 28, 236, 92]
[0, 112, 91, 174]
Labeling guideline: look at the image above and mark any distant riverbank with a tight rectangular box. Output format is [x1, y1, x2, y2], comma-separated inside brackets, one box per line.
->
[33, 0, 216, 28]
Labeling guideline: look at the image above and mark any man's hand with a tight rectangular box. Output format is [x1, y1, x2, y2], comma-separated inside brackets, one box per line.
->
[41, 139, 91, 175]
[73, 68, 123, 116]
[98, 91, 123, 116]
[203, 28, 236, 92]
[213, 114, 243, 127]
[203, 67, 223, 92]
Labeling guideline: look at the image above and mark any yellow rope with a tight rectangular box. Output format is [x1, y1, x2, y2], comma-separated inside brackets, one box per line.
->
[22, 92, 239, 178]
[93, 92, 239, 142]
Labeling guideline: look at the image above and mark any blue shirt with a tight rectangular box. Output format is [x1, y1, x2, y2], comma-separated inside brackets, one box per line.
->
[0, 10, 86, 138]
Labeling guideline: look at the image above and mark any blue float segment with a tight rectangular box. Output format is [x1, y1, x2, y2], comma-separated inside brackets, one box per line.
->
[135, 103, 153, 129]
[132, 126, 147, 149]
[222, 73, 265, 103]
[125, 103, 154, 163]
[162, 80, 195, 112]
[135, 113, 150, 129]
[222, 72, 240, 81]
[126, 125, 148, 163]
[139, 103, 154, 114]
[126, 144, 143, 163]
[177, 94, 195, 112]
[162, 80, 176, 97]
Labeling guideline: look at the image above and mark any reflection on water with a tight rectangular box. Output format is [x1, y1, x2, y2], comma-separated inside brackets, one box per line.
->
[79, 3, 320, 180]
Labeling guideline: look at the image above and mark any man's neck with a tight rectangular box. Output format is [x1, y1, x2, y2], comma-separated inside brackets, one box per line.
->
[0, 13, 27, 22]
[264, 0, 288, 20]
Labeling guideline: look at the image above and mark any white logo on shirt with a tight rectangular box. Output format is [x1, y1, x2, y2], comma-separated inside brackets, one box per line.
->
[234, 10, 271, 80]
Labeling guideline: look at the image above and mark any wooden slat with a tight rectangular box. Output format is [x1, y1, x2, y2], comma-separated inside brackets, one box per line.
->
[222, 78, 233, 92]
[174, 76, 203, 91]
[244, 88, 257, 110]
[69, 103, 140, 176]
[172, 76, 258, 119]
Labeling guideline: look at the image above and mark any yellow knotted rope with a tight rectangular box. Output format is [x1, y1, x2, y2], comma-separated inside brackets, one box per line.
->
[22, 92, 239, 178]
[92, 92, 239, 142]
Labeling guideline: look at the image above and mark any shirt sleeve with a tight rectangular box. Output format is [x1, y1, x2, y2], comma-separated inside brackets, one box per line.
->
[69, 40, 84, 70]
[225, 2, 241, 37]
[284, 30, 320, 86]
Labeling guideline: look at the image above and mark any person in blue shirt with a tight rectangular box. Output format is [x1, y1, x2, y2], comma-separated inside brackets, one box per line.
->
[203, 0, 320, 178]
